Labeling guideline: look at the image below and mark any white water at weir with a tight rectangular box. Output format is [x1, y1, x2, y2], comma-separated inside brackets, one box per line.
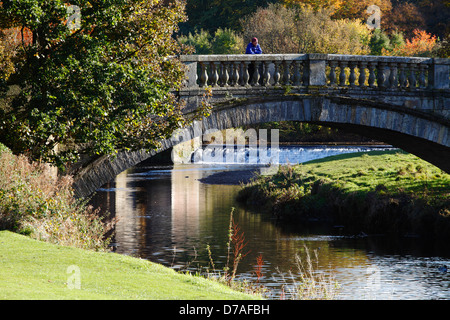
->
[190, 145, 397, 165]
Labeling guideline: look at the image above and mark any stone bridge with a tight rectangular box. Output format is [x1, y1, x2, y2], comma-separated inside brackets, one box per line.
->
[72, 53, 450, 198]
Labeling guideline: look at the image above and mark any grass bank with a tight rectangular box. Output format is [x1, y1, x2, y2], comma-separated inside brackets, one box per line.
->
[0, 230, 258, 299]
[0, 144, 258, 299]
[237, 151, 450, 238]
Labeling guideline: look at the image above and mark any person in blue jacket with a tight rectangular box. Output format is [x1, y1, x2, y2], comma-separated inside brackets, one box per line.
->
[246, 37, 262, 54]
[245, 37, 263, 84]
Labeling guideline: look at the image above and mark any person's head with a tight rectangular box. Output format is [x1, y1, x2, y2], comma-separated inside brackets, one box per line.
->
[251, 37, 258, 46]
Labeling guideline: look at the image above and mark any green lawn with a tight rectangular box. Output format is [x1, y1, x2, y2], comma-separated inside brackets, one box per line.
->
[299, 150, 449, 194]
[243, 150, 449, 200]
[0, 231, 258, 300]
[237, 151, 450, 236]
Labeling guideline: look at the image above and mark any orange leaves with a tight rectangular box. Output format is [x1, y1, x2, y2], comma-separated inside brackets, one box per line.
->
[382, 29, 438, 57]
[1, 26, 33, 47]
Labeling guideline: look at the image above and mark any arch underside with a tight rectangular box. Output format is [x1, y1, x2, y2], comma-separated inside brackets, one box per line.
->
[72, 97, 450, 198]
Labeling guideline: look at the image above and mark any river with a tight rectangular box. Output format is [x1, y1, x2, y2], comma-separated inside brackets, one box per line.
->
[91, 145, 450, 300]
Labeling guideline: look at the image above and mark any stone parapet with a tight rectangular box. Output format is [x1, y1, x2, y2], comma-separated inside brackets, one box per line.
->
[179, 53, 449, 91]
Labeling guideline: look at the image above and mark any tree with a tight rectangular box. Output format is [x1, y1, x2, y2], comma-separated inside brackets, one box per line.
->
[211, 28, 244, 54]
[241, 4, 371, 55]
[178, 28, 244, 54]
[182, 0, 277, 34]
[331, 0, 392, 22]
[0, 0, 192, 169]
[383, 2, 426, 39]
[413, 0, 449, 39]
[241, 4, 298, 54]
[0, 37, 14, 82]
[435, 33, 450, 58]
[382, 29, 439, 57]
[282, 0, 344, 11]
[178, 29, 213, 54]
[281, 0, 393, 27]
[369, 29, 405, 56]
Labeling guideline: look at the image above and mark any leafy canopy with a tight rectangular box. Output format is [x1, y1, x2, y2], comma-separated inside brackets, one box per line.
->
[0, 0, 191, 169]
[178, 28, 244, 54]
[241, 4, 371, 55]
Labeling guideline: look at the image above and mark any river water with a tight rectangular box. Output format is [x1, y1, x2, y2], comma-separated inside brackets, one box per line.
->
[91, 145, 450, 300]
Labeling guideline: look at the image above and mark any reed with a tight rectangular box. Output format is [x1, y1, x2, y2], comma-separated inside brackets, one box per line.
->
[206, 208, 251, 286]
[277, 247, 339, 300]
[203, 209, 338, 299]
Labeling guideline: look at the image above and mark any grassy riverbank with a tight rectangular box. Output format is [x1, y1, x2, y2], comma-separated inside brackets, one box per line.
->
[0, 230, 257, 299]
[0, 144, 258, 299]
[237, 151, 450, 238]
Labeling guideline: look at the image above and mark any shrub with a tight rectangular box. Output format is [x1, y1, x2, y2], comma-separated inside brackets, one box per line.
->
[211, 28, 244, 54]
[382, 29, 438, 57]
[178, 29, 213, 54]
[178, 28, 244, 54]
[0, 148, 113, 251]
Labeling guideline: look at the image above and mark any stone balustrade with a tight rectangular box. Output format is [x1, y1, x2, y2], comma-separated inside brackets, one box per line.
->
[180, 54, 450, 90]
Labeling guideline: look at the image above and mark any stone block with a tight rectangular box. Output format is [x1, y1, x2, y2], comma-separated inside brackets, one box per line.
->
[430, 62, 450, 89]
[307, 60, 327, 86]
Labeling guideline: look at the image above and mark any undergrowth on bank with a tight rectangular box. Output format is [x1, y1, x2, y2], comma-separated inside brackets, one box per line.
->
[0, 144, 113, 251]
[237, 150, 450, 238]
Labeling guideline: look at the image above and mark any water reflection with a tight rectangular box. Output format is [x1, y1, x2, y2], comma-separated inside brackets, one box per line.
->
[92, 158, 450, 300]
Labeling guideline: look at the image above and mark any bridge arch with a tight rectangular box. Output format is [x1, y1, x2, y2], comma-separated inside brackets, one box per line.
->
[72, 96, 449, 198]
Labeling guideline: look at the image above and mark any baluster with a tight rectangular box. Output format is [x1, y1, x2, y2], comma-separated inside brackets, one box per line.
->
[377, 62, 386, 89]
[217, 62, 223, 86]
[263, 61, 271, 86]
[368, 62, 377, 88]
[339, 61, 348, 86]
[273, 61, 281, 86]
[388, 62, 398, 89]
[220, 61, 229, 87]
[358, 61, 367, 88]
[349, 62, 357, 87]
[209, 62, 219, 86]
[242, 62, 250, 86]
[408, 63, 417, 89]
[328, 61, 338, 86]
[419, 64, 427, 88]
[398, 63, 407, 88]
[282, 60, 291, 85]
[252, 61, 261, 86]
[199, 62, 208, 87]
[229, 61, 235, 86]
[233, 61, 240, 86]
[292, 60, 301, 86]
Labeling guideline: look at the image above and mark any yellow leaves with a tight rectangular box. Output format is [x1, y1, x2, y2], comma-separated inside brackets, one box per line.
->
[243, 3, 370, 55]
[282, 0, 343, 12]
[0, 38, 15, 81]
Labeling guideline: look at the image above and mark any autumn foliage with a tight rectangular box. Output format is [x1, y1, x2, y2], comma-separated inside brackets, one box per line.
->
[0, 0, 193, 168]
[382, 29, 439, 57]
[241, 4, 371, 55]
